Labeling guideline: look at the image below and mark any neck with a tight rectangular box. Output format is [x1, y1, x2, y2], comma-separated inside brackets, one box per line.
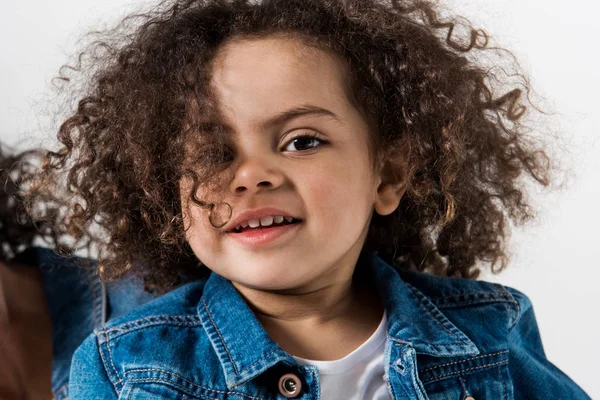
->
[235, 277, 355, 321]
[232, 264, 383, 360]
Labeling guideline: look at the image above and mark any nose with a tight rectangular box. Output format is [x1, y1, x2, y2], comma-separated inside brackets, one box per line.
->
[230, 154, 284, 194]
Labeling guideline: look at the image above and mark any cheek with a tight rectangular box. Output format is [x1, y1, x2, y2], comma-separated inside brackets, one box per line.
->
[185, 210, 223, 266]
[302, 159, 376, 224]
[180, 180, 224, 236]
[185, 204, 212, 237]
[180, 192, 218, 259]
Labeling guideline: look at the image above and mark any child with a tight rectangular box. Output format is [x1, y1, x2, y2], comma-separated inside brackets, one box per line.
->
[29, 0, 591, 398]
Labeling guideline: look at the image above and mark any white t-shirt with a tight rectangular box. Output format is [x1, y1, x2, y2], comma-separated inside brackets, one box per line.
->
[293, 312, 390, 400]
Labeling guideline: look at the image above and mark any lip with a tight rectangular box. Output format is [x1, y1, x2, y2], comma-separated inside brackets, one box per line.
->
[227, 221, 301, 247]
[224, 207, 300, 232]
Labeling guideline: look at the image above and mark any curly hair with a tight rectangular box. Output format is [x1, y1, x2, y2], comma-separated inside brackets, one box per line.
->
[28, 0, 551, 293]
[0, 145, 44, 261]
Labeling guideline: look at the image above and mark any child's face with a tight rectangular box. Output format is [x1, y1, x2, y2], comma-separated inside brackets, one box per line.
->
[181, 36, 403, 292]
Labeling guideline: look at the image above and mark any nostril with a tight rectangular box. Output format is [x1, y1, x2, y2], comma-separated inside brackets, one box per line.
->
[257, 180, 272, 187]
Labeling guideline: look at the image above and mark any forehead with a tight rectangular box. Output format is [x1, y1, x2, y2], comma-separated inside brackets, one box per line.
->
[207, 36, 355, 129]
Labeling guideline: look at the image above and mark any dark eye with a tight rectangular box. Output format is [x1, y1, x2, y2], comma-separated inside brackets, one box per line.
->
[283, 134, 325, 152]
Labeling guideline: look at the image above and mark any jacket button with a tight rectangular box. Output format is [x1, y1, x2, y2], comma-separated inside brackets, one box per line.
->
[278, 373, 302, 398]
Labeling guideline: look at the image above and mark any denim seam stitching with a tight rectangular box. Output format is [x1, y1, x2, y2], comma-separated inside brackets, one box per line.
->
[124, 374, 266, 400]
[457, 376, 470, 397]
[418, 350, 509, 373]
[202, 298, 239, 375]
[104, 330, 123, 390]
[421, 359, 508, 383]
[432, 293, 516, 309]
[239, 349, 281, 373]
[434, 298, 513, 307]
[125, 367, 228, 394]
[432, 292, 514, 301]
[500, 364, 508, 400]
[105, 315, 201, 334]
[106, 321, 203, 341]
[404, 282, 466, 344]
[97, 331, 122, 394]
[125, 378, 219, 400]
[386, 370, 397, 400]
[436, 297, 511, 302]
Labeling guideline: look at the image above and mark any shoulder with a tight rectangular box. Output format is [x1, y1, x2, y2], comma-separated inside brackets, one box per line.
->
[395, 267, 533, 359]
[99, 278, 207, 338]
[394, 269, 592, 399]
[71, 279, 217, 398]
[400, 269, 591, 399]
[397, 267, 526, 329]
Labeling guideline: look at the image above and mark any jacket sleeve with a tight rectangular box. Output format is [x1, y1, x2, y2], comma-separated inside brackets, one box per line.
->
[69, 332, 119, 400]
[505, 287, 591, 400]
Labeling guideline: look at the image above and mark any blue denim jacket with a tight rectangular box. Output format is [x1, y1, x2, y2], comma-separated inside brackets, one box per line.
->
[67, 253, 590, 400]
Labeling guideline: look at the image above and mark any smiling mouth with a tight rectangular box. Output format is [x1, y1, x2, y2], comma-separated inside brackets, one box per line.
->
[229, 218, 302, 234]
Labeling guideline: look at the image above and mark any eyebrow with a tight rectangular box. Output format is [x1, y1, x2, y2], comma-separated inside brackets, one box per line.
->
[205, 104, 343, 135]
[260, 105, 343, 129]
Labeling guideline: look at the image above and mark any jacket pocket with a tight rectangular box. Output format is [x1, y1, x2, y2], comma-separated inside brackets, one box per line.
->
[418, 350, 513, 400]
[119, 369, 231, 400]
[120, 382, 209, 400]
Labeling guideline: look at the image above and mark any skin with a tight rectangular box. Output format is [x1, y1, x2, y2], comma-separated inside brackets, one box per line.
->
[181, 36, 406, 360]
[0, 261, 52, 399]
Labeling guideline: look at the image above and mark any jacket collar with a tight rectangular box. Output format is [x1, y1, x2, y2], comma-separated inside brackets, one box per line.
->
[197, 254, 478, 390]
[197, 272, 294, 389]
[369, 254, 479, 357]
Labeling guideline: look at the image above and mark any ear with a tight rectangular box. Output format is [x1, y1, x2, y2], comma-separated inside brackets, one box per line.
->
[374, 180, 406, 216]
[373, 143, 409, 216]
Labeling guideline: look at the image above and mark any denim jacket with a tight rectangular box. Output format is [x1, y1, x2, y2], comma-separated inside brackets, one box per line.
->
[68, 254, 590, 400]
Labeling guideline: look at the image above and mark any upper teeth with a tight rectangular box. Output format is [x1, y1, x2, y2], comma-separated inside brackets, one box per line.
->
[235, 215, 293, 230]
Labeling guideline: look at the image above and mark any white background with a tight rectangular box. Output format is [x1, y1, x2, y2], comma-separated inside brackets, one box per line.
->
[1, 0, 599, 397]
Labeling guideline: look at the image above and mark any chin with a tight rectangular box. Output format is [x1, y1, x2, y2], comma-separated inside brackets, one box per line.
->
[224, 262, 307, 292]
[235, 271, 297, 292]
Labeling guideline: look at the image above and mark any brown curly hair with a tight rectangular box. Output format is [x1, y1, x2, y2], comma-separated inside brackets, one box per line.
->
[0, 145, 45, 261]
[28, 0, 551, 293]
